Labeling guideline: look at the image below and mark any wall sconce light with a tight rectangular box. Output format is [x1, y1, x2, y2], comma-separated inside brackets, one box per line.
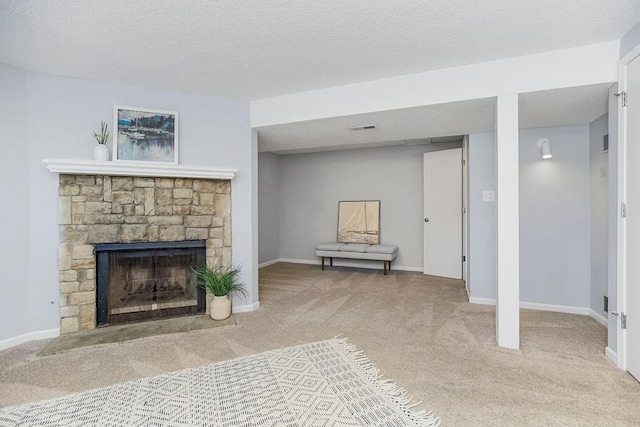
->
[537, 138, 552, 159]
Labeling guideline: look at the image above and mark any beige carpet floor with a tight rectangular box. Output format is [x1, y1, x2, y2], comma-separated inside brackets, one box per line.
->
[1, 262, 639, 425]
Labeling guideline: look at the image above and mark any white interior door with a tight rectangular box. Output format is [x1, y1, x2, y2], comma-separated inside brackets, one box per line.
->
[624, 53, 640, 381]
[423, 148, 462, 279]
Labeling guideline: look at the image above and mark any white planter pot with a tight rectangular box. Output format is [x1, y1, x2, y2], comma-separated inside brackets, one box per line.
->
[93, 144, 110, 161]
[210, 295, 231, 320]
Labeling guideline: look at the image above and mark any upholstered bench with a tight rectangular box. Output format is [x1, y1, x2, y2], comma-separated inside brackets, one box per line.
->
[314, 242, 399, 275]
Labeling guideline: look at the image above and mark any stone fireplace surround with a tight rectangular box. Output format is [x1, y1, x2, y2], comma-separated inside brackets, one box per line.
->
[46, 159, 236, 335]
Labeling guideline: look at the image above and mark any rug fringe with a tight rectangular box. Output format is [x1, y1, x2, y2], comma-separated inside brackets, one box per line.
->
[331, 338, 441, 427]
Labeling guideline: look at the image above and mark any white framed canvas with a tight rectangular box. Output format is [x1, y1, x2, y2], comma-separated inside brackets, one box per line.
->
[337, 200, 380, 244]
[114, 106, 178, 164]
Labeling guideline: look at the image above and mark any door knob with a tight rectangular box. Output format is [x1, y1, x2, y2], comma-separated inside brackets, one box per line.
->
[424, 218, 430, 222]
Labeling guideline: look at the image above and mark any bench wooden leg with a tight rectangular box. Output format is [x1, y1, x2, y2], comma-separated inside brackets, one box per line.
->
[330, 257, 333, 266]
[389, 260, 392, 271]
[383, 260, 387, 275]
[321, 256, 325, 271]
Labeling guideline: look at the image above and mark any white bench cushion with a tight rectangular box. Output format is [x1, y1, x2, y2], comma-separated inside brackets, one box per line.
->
[338, 243, 369, 253]
[315, 242, 398, 262]
[365, 244, 398, 254]
[315, 242, 342, 251]
[315, 250, 397, 261]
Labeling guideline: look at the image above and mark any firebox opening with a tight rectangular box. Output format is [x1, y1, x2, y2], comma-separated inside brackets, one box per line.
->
[96, 241, 206, 326]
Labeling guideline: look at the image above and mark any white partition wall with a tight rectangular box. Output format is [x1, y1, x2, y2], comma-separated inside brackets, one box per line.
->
[495, 94, 520, 349]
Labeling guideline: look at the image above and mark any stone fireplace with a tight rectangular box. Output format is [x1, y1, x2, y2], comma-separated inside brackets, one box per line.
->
[56, 173, 232, 334]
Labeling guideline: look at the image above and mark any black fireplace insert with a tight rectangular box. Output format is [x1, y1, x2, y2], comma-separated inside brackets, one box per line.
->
[95, 241, 206, 326]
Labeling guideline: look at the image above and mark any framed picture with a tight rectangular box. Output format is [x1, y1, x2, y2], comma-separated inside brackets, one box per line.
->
[113, 106, 178, 163]
[337, 200, 380, 244]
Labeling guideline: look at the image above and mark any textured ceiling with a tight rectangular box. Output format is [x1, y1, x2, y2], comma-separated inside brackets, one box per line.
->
[0, 0, 638, 100]
[256, 98, 496, 153]
[519, 83, 611, 129]
[257, 84, 611, 154]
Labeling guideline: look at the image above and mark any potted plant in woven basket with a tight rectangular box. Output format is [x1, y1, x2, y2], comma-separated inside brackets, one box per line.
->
[193, 265, 247, 320]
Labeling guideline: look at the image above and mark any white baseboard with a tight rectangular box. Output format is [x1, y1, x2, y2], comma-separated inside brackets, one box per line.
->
[520, 301, 590, 316]
[468, 296, 496, 306]
[258, 259, 280, 268]
[605, 346, 617, 365]
[277, 258, 423, 272]
[393, 265, 424, 272]
[0, 328, 60, 351]
[468, 297, 591, 316]
[278, 257, 320, 265]
[232, 301, 260, 313]
[589, 309, 608, 327]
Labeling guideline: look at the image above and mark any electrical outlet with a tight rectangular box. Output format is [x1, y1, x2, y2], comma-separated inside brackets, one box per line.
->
[482, 190, 495, 202]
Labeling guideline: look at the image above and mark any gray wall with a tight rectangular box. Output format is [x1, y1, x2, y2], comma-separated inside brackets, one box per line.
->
[468, 125, 592, 309]
[0, 63, 31, 341]
[258, 152, 280, 264]
[519, 126, 591, 307]
[277, 143, 460, 269]
[620, 21, 640, 58]
[0, 67, 254, 342]
[589, 114, 609, 319]
[468, 132, 496, 298]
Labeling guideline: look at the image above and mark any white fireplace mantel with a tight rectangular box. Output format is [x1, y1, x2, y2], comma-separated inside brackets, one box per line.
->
[43, 158, 237, 180]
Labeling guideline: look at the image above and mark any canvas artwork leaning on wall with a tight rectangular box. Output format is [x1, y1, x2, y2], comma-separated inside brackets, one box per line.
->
[114, 106, 178, 164]
[337, 200, 380, 244]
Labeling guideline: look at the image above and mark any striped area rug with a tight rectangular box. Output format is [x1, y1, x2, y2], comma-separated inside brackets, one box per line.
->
[0, 338, 439, 426]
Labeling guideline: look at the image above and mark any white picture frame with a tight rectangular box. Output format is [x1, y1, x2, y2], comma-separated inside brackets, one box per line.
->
[337, 200, 381, 244]
[113, 106, 179, 164]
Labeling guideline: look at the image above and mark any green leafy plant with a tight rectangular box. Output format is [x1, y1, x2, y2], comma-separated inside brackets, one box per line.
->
[92, 121, 110, 145]
[193, 264, 247, 298]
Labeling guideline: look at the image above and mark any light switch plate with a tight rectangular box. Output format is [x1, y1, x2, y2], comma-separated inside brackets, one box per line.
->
[482, 190, 495, 202]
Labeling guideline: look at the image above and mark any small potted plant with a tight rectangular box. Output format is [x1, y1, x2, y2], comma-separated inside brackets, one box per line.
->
[193, 264, 247, 320]
[92, 121, 110, 161]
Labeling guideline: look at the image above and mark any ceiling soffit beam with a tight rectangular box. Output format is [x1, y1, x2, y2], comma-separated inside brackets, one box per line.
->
[251, 41, 619, 128]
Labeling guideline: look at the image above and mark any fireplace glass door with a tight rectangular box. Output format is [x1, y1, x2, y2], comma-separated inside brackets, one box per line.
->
[96, 241, 206, 326]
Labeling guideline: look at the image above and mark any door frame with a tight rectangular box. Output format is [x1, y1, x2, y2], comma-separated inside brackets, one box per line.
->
[462, 136, 469, 287]
[616, 43, 640, 370]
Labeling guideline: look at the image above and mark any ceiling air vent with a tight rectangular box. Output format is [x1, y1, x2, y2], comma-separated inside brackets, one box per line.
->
[349, 124, 376, 131]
